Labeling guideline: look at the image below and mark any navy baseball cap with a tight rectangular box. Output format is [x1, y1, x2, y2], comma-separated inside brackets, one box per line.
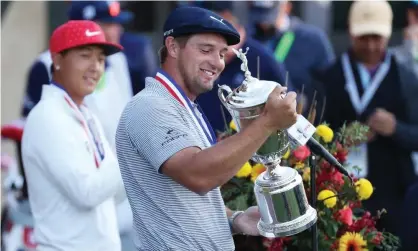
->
[249, 1, 280, 25]
[68, 1, 133, 24]
[163, 6, 240, 46]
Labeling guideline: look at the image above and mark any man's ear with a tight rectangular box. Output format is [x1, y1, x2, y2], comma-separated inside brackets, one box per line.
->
[51, 53, 63, 71]
[165, 36, 180, 59]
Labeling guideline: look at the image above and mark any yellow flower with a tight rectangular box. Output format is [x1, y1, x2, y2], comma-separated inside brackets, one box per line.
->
[235, 162, 252, 178]
[317, 189, 337, 208]
[316, 124, 334, 143]
[302, 167, 311, 182]
[355, 178, 374, 200]
[229, 120, 237, 131]
[282, 149, 290, 160]
[339, 232, 368, 251]
[251, 163, 266, 182]
[294, 162, 305, 171]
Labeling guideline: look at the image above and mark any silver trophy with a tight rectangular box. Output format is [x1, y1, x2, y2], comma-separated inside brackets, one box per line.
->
[218, 48, 317, 237]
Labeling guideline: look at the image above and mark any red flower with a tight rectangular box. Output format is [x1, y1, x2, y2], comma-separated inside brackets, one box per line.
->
[293, 145, 311, 162]
[330, 240, 339, 251]
[267, 238, 290, 251]
[333, 142, 348, 163]
[320, 160, 332, 169]
[347, 211, 377, 232]
[337, 207, 353, 226]
[316, 168, 345, 191]
[334, 151, 348, 164]
[371, 232, 383, 245]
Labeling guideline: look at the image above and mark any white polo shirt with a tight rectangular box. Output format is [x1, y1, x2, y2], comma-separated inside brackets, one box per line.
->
[21, 84, 124, 251]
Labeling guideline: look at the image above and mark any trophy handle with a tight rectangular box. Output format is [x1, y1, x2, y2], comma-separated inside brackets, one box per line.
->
[218, 84, 233, 108]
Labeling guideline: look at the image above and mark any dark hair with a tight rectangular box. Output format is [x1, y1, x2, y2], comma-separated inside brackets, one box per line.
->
[159, 35, 190, 65]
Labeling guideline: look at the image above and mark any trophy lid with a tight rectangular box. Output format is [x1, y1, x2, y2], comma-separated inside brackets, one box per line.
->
[225, 48, 280, 109]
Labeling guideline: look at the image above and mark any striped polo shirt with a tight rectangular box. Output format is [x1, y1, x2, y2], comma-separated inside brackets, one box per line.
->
[115, 74, 234, 251]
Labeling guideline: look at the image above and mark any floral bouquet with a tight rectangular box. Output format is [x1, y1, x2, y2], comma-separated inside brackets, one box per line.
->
[219, 101, 400, 251]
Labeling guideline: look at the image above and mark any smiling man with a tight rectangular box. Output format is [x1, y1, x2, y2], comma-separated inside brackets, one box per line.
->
[21, 20, 126, 251]
[115, 6, 299, 251]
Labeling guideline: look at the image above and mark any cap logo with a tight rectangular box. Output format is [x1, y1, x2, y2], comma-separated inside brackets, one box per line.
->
[85, 30, 101, 37]
[210, 16, 226, 26]
[83, 5, 96, 20]
[164, 29, 173, 37]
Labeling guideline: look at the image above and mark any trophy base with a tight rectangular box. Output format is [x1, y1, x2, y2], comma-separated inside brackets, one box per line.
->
[257, 206, 317, 238]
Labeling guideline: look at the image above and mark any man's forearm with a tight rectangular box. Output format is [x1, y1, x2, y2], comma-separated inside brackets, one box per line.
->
[191, 116, 273, 190]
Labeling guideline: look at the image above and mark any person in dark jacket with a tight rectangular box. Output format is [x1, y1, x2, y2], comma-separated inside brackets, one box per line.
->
[249, 0, 335, 116]
[315, 0, 418, 238]
[194, 1, 292, 134]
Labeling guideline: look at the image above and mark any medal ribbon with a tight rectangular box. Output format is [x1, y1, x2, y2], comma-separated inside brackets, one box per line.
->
[341, 52, 391, 115]
[155, 70, 217, 146]
[51, 82, 105, 168]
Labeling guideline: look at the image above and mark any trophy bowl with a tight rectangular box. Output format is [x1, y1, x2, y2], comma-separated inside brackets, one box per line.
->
[218, 48, 317, 237]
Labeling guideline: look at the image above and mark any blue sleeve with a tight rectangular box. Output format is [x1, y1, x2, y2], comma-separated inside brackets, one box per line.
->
[313, 29, 335, 71]
[121, 34, 158, 95]
[22, 61, 50, 117]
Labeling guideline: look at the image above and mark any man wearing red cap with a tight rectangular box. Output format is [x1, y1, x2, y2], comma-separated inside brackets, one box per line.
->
[21, 20, 126, 251]
[19, 1, 144, 249]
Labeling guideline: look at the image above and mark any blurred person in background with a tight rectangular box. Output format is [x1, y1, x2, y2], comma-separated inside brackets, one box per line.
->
[315, 0, 418, 238]
[193, 1, 292, 134]
[393, 0, 418, 76]
[21, 20, 126, 251]
[20, 1, 139, 250]
[249, 0, 335, 117]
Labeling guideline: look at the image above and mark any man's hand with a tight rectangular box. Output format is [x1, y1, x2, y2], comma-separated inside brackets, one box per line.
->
[262, 86, 298, 131]
[367, 108, 396, 136]
[232, 206, 261, 236]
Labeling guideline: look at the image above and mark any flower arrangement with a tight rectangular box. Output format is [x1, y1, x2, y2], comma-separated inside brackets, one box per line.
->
[219, 117, 400, 251]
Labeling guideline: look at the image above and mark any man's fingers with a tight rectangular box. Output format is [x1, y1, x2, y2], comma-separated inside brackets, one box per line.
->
[284, 91, 297, 102]
[271, 86, 288, 96]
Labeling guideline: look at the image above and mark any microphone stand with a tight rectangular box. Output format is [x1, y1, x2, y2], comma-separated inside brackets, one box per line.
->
[309, 155, 318, 251]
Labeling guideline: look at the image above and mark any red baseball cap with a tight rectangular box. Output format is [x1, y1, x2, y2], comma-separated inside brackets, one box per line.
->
[49, 20, 123, 56]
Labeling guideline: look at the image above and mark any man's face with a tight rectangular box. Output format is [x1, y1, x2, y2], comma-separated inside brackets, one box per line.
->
[56, 45, 105, 97]
[97, 22, 122, 44]
[351, 34, 388, 65]
[177, 33, 228, 96]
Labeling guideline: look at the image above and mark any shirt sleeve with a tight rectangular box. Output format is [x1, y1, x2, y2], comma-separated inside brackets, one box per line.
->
[392, 64, 418, 151]
[313, 29, 335, 71]
[126, 99, 201, 173]
[27, 107, 123, 209]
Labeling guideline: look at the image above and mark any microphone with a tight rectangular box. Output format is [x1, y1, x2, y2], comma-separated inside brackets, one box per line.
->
[286, 115, 353, 182]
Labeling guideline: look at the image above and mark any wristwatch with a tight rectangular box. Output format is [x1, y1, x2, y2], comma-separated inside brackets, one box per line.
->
[228, 211, 244, 235]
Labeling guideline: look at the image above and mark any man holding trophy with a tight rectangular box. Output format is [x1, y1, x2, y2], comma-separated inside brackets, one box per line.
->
[115, 6, 298, 250]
